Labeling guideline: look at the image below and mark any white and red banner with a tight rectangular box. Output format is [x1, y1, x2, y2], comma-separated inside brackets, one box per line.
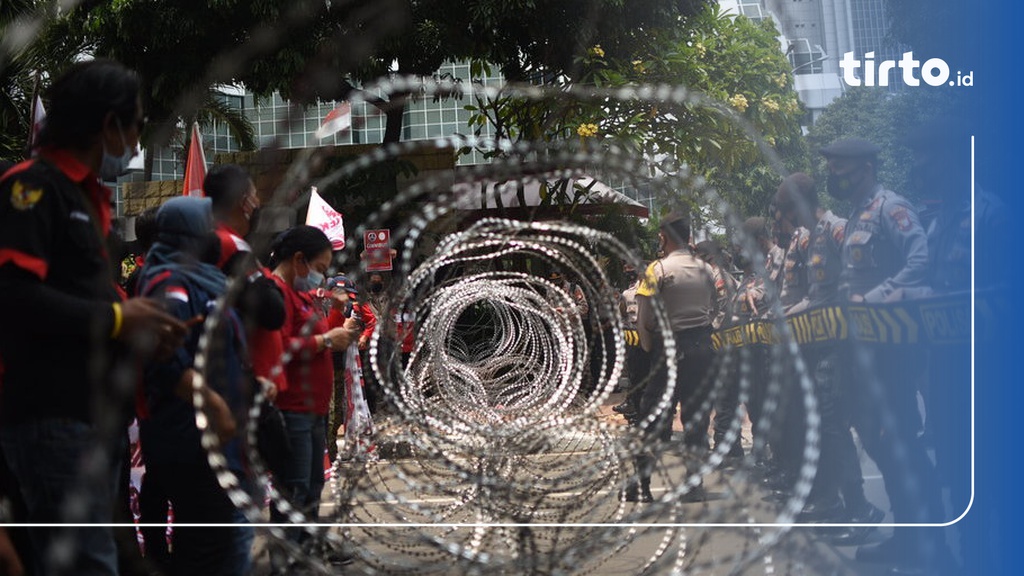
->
[29, 95, 45, 153]
[342, 343, 376, 460]
[314, 102, 352, 140]
[364, 229, 392, 272]
[305, 187, 346, 250]
[182, 122, 207, 197]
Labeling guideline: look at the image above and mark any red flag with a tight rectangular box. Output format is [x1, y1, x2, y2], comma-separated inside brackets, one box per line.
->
[314, 102, 352, 140]
[182, 122, 207, 197]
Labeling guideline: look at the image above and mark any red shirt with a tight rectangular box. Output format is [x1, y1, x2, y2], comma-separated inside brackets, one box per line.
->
[271, 273, 333, 415]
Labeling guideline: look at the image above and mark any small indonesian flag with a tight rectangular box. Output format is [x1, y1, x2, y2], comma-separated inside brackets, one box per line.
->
[29, 95, 45, 152]
[314, 102, 352, 140]
[166, 286, 189, 303]
[305, 187, 345, 250]
[182, 122, 207, 197]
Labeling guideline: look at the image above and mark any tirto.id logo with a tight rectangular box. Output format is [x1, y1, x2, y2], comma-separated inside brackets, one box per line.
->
[840, 51, 973, 87]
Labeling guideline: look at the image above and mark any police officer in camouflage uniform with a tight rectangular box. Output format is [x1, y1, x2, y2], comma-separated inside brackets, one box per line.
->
[823, 138, 950, 573]
[773, 172, 883, 535]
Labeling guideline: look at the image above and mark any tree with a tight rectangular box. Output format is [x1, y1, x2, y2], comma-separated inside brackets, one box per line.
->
[465, 5, 806, 226]
[804, 87, 966, 207]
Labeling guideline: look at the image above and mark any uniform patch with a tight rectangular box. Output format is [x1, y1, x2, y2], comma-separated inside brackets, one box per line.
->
[10, 180, 43, 210]
[832, 223, 845, 245]
[810, 254, 822, 266]
[636, 262, 660, 297]
[851, 247, 863, 262]
[799, 234, 810, 251]
[890, 206, 912, 232]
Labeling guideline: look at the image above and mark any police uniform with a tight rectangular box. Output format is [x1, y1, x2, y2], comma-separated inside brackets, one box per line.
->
[635, 248, 718, 447]
[806, 211, 846, 308]
[840, 185, 929, 302]
[627, 247, 718, 501]
[764, 244, 786, 310]
[779, 227, 811, 312]
[824, 139, 945, 549]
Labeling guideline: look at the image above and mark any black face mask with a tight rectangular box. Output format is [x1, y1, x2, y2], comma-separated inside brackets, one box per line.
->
[369, 282, 384, 294]
[624, 271, 638, 284]
[827, 167, 865, 200]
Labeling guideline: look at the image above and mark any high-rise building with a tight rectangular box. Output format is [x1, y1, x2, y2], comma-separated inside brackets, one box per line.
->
[722, 0, 899, 122]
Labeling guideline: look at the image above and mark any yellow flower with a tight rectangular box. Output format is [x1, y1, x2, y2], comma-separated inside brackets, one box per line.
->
[632, 59, 645, 73]
[784, 99, 800, 114]
[576, 123, 599, 138]
[588, 45, 605, 58]
[775, 73, 788, 88]
[766, 136, 777, 147]
[695, 42, 707, 58]
[728, 94, 749, 112]
[762, 99, 780, 113]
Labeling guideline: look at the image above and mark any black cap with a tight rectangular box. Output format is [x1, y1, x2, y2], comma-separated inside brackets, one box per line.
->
[329, 275, 358, 295]
[819, 138, 880, 159]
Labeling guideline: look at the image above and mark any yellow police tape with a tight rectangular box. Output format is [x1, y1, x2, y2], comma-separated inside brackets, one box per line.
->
[623, 292, 997, 349]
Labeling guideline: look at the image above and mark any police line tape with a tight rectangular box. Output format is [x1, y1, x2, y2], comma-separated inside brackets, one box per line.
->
[622, 291, 999, 349]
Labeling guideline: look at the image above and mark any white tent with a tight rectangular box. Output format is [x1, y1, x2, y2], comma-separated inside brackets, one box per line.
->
[451, 174, 648, 218]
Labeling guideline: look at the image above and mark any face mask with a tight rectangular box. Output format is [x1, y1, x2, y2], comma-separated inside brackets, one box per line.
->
[826, 166, 865, 200]
[99, 126, 134, 181]
[624, 271, 638, 283]
[369, 281, 384, 294]
[295, 266, 325, 292]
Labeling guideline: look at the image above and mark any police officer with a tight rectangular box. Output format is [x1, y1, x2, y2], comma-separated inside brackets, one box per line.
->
[823, 138, 949, 572]
[627, 212, 718, 502]
[772, 172, 883, 534]
[904, 121, 1004, 572]
[613, 261, 650, 420]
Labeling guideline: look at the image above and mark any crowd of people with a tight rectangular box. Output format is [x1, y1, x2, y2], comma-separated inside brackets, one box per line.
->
[616, 130, 993, 576]
[0, 58, 992, 576]
[0, 60, 410, 576]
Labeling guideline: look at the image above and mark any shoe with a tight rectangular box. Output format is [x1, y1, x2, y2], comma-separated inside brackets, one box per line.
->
[620, 481, 654, 503]
[797, 498, 845, 523]
[612, 402, 635, 417]
[680, 483, 707, 503]
[846, 501, 885, 524]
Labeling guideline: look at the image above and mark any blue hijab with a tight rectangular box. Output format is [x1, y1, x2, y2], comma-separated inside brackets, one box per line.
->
[139, 196, 226, 297]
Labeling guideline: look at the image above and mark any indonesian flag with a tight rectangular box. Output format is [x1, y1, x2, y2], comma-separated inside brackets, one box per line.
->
[305, 187, 345, 250]
[314, 102, 352, 140]
[29, 95, 45, 153]
[182, 122, 207, 197]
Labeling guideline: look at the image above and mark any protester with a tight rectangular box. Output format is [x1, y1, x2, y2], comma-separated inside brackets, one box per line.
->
[136, 196, 253, 575]
[266, 225, 357, 573]
[0, 59, 186, 576]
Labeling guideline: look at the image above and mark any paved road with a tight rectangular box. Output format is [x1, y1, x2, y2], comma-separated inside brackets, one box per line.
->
[244, 393, 957, 575]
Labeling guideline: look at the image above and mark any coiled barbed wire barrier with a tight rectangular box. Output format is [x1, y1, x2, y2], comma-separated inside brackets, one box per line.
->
[165, 75, 842, 575]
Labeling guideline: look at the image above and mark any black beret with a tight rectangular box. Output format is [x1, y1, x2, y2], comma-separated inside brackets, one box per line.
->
[819, 138, 881, 159]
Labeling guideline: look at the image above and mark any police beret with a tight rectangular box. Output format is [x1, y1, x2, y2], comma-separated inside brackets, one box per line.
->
[819, 138, 880, 159]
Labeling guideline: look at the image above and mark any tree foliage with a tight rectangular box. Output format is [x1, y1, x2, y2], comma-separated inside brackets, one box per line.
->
[804, 87, 966, 206]
[465, 5, 806, 224]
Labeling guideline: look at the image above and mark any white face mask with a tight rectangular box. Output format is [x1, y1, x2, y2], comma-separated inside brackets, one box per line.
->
[99, 125, 134, 180]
